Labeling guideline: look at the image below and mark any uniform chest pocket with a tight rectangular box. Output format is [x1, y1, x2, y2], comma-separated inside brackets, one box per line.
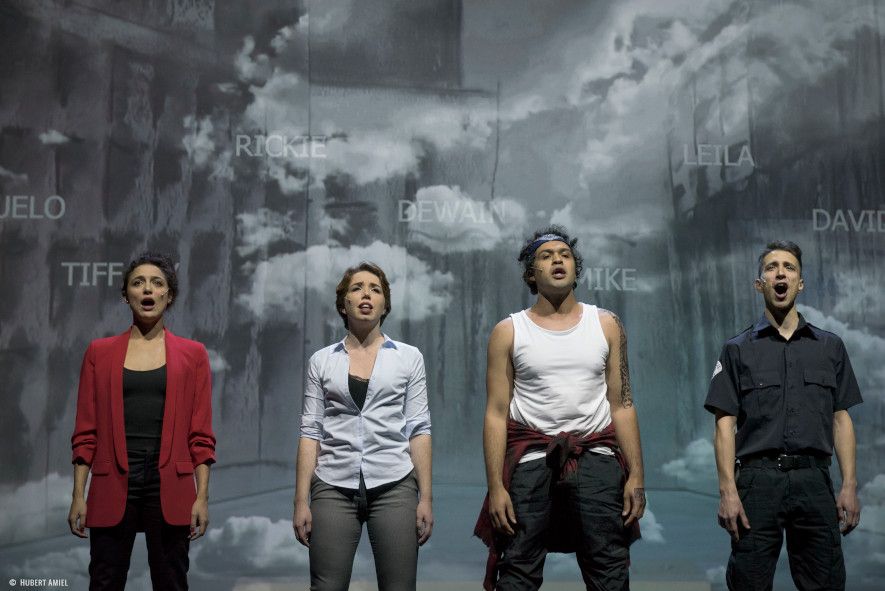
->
[739, 370, 782, 419]
[803, 369, 836, 416]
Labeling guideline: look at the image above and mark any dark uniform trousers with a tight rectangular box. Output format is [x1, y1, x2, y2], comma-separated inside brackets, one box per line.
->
[497, 453, 630, 591]
[727, 458, 845, 591]
[89, 450, 190, 591]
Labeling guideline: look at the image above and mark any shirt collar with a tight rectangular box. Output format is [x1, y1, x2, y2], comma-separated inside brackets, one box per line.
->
[333, 334, 398, 353]
[751, 313, 816, 339]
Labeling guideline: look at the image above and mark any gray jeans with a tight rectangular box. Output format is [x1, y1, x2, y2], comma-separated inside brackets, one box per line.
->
[309, 471, 419, 591]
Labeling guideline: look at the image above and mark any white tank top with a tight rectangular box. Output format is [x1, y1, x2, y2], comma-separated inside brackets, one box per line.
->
[509, 303, 614, 463]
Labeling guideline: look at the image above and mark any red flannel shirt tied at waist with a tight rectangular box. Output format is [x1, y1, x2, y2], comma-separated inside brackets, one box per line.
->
[474, 419, 641, 591]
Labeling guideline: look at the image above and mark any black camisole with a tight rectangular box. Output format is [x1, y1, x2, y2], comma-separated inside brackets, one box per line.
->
[348, 374, 369, 411]
[123, 366, 166, 454]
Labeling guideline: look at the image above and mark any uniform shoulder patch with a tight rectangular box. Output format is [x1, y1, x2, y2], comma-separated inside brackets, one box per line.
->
[711, 360, 723, 380]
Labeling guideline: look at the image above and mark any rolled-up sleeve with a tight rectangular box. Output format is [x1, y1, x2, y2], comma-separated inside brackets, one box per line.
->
[404, 351, 431, 438]
[300, 353, 325, 441]
[71, 343, 97, 465]
[189, 344, 217, 467]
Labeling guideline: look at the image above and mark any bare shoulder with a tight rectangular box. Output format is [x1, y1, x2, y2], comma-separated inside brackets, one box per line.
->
[492, 316, 514, 332]
[488, 317, 514, 352]
[596, 307, 624, 338]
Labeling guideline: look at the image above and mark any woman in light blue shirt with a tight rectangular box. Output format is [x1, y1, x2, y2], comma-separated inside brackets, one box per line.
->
[293, 261, 433, 591]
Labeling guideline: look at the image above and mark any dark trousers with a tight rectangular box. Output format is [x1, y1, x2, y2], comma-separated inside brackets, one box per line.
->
[727, 462, 845, 591]
[89, 450, 190, 591]
[309, 471, 419, 591]
[497, 453, 630, 591]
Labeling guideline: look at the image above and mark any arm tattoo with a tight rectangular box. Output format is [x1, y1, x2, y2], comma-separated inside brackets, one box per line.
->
[611, 313, 633, 408]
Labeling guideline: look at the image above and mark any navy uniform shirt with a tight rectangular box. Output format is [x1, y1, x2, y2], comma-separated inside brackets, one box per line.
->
[704, 314, 862, 458]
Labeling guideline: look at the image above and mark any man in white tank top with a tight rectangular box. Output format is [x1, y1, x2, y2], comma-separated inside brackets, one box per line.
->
[476, 226, 646, 591]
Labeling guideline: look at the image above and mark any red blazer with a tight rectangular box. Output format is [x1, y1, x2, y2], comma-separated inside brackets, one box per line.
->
[71, 327, 216, 527]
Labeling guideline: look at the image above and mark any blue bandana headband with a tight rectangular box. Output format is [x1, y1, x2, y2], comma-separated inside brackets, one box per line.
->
[527, 233, 568, 255]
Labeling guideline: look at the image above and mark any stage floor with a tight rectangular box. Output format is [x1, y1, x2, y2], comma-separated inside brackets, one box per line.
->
[3, 485, 882, 590]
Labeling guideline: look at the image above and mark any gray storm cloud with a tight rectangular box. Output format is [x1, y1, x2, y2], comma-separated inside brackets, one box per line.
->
[192, 516, 309, 576]
[8, 548, 91, 590]
[206, 348, 230, 373]
[661, 438, 718, 490]
[181, 0, 881, 227]
[493, 0, 884, 228]
[0, 473, 72, 543]
[38, 129, 71, 145]
[238, 240, 454, 323]
[236, 208, 299, 257]
[0, 165, 28, 184]
[404, 185, 527, 253]
[799, 305, 885, 399]
[861, 474, 885, 535]
[182, 115, 216, 169]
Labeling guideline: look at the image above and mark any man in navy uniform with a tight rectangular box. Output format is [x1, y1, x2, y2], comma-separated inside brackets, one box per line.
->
[705, 241, 862, 590]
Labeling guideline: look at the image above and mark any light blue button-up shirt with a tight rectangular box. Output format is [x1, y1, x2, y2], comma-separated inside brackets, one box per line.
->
[300, 335, 432, 489]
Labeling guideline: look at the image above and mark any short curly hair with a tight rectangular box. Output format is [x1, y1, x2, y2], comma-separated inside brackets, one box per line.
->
[335, 262, 392, 329]
[121, 252, 179, 307]
[517, 225, 584, 294]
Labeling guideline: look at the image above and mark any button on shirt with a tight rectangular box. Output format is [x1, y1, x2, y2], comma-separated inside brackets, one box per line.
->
[704, 314, 862, 458]
[300, 335, 432, 489]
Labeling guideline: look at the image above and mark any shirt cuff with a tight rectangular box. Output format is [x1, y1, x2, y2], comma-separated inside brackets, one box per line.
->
[405, 419, 431, 439]
[71, 449, 94, 466]
[300, 426, 323, 441]
[703, 401, 737, 416]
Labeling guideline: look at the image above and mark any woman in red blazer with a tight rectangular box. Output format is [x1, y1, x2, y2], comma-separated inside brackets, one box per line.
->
[68, 252, 216, 590]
